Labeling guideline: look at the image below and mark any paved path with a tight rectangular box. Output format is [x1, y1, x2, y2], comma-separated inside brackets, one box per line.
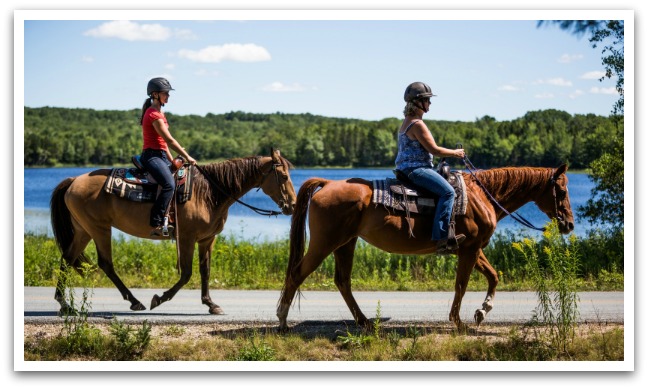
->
[23, 287, 624, 326]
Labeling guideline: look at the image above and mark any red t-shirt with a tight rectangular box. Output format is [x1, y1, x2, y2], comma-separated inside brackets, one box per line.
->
[142, 107, 168, 151]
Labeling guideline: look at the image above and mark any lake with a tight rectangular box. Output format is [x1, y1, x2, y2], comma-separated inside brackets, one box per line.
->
[23, 167, 597, 241]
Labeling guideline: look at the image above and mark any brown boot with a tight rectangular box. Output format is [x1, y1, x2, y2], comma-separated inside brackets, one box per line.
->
[436, 234, 466, 255]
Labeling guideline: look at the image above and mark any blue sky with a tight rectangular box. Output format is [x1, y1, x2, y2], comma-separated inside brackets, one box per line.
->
[19, 10, 626, 122]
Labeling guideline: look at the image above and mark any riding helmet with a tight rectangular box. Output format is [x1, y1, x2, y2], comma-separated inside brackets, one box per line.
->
[147, 77, 175, 96]
[404, 82, 436, 102]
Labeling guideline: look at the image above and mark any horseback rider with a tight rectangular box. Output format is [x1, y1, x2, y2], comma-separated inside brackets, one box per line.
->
[139, 77, 196, 236]
[394, 82, 466, 252]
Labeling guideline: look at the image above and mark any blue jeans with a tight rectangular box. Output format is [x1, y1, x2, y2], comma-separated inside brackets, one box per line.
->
[401, 166, 455, 241]
[141, 149, 175, 227]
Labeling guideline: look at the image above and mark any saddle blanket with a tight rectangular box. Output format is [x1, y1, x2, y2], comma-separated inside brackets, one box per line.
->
[103, 166, 193, 203]
[371, 171, 467, 216]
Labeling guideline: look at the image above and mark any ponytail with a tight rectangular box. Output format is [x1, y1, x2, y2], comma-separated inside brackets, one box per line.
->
[140, 98, 152, 125]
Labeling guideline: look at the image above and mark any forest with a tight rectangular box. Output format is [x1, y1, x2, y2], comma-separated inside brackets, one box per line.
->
[23, 106, 622, 169]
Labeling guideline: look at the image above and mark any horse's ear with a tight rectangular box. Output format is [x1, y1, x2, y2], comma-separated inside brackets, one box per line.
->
[553, 163, 568, 179]
[271, 148, 281, 162]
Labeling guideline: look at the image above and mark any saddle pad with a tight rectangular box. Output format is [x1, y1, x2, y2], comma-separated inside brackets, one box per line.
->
[372, 171, 467, 216]
[103, 166, 193, 204]
[104, 168, 157, 202]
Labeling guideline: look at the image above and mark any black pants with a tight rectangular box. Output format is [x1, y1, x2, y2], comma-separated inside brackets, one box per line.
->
[141, 149, 175, 227]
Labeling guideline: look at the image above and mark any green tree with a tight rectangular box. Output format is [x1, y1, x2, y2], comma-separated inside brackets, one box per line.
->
[540, 20, 625, 228]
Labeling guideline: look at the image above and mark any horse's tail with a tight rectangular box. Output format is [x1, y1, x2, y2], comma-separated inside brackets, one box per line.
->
[50, 177, 90, 268]
[280, 178, 329, 298]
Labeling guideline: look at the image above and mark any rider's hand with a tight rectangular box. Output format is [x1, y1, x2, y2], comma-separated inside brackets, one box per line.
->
[186, 156, 197, 165]
[455, 149, 465, 159]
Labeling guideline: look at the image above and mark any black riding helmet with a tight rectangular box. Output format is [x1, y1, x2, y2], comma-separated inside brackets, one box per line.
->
[147, 77, 175, 96]
[404, 82, 436, 113]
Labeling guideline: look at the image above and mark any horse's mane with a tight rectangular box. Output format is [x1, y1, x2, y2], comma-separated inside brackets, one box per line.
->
[472, 166, 553, 199]
[192, 154, 294, 209]
[192, 157, 262, 209]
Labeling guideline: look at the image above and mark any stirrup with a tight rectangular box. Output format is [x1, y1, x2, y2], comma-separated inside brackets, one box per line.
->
[150, 224, 174, 237]
[436, 234, 466, 254]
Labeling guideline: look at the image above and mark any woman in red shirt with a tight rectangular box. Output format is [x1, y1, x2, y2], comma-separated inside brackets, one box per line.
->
[140, 77, 196, 236]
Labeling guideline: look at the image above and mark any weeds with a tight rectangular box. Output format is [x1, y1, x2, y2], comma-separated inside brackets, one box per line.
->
[513, 220, 581, 354]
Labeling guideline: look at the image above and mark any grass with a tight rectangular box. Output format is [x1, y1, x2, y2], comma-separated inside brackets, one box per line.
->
[23, 226, 624, 293]
[23, 221, 625, 362]
[24, 319, 624, 362]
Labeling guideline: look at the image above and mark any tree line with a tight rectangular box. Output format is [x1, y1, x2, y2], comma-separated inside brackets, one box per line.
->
[23, 106, 622, 169]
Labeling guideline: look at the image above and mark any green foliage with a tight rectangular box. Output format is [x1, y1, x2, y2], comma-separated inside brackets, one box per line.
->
[108, 319, 152, 360]
[513, 221, 581, 353]
[24, 107, 620, 169]
[579, 133, 624, 228]
[52, 262, 151, 360]
[25, 229, 623, 292]
[232, 331, 277, 361]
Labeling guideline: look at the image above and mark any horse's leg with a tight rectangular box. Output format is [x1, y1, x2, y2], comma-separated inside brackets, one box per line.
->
[472, 250, 499, 326]
[449, 248, 480, 331]
[197, 236, 223, 315]
[93, 231, 146, 311]
[54, 227, 92, 315]
[150, 239, 195, 310]
[332, 237, 369, 326]
[277, 243, 334, 332]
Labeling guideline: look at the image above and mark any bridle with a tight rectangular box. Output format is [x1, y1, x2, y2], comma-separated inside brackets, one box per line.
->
[461, 151, 564, 232]
[194, 161, 285, 217]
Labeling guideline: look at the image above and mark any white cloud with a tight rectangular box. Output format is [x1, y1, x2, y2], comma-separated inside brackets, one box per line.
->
[569, 90, 585, 99]
[164, 63, 175, 70]
[81, 55, 94, 63]
[590, 86, 617, 95]
[581, 71, 606, 79]
[534, 93, 555, 99]
[83, 21, 171, 41]
[535, 78, 572, 87]
[498, 85, 519, 92]
[558, 53, 584, 63]
[177, 44, 271, 63]
[262, 82, 309, 92]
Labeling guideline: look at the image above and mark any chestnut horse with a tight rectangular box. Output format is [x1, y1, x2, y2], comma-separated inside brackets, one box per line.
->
[277, 164, 574, 331]
[50, 149, 296, 315]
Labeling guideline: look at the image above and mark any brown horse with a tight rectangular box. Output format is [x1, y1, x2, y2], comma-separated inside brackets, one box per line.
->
[50, 149, 296, 315]
[277, 164, 574, 331]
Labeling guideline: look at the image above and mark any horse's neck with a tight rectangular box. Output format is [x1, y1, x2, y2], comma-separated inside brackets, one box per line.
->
[475, 167, 550, 216]
[208, 158, 265, 205]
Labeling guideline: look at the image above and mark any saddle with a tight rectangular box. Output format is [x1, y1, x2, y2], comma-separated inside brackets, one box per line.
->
[103, 155, 193, 204]
[372, 162, 467, 238]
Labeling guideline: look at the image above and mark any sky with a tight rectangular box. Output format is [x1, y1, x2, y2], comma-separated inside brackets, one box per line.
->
[18, 10, 628, 122]
[8, 1, 642, 382]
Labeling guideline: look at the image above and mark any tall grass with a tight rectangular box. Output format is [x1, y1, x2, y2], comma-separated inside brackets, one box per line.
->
[24, 225, 623, 292]
[513, 220, 581, 353]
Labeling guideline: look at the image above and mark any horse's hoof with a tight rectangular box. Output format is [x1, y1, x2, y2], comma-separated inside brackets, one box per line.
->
[277, 325, 290, 334]
[150, 294, 162, 310]
[131, 302, 146, 311]
[209, 306, 224, 315]
[474, 309, 487, 325]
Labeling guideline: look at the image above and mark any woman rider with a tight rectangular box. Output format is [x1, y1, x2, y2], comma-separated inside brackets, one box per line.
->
[394, 81, 466, 253]
[139, 77, 196, 236]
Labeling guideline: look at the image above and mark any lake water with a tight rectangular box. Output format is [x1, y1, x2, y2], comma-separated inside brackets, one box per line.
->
[23, 167, 597, 241]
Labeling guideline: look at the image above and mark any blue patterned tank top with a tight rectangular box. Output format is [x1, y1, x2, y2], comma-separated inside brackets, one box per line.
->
[395, 120, 434, 170]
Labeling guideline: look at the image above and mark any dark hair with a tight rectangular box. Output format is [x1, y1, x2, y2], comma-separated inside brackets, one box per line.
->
[140, 98, 152, 125]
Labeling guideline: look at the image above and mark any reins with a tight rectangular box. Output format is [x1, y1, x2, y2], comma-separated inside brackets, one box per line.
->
[461, 154, 547, 232]
[194, 163, 282, 217]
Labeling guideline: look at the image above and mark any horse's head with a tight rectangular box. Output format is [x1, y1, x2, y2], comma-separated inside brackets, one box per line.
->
[536, 164, 575, 234]
[258, 148, 297, 215]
